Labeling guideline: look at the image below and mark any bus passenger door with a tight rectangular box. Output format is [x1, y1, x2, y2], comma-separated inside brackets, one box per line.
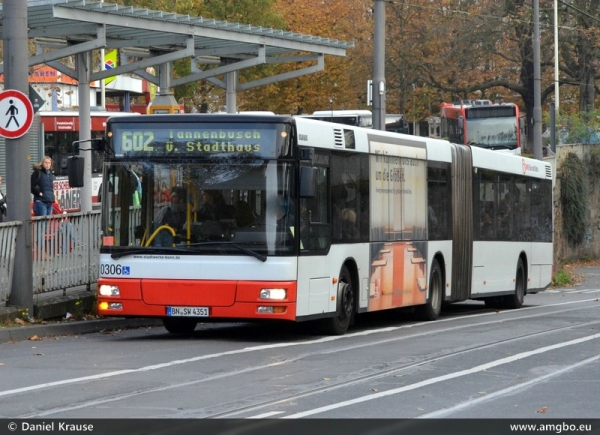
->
[299, 164, 331, 253]
[297, 162, 332, 317]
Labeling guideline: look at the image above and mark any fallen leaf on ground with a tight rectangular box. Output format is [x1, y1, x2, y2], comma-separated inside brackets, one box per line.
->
[14, 318, 26, 325]
[28, 335, 40, 341]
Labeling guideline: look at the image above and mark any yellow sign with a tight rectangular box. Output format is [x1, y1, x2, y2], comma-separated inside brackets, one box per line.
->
[104, 49, 118, 85]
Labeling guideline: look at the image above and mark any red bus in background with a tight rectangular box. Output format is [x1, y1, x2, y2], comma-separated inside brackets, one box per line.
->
[40, 111, 140, 211]
[440, 100, 523, 151]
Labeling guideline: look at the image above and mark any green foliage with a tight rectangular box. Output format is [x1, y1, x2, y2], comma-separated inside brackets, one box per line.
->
[201, 0, 284, 28]
[560, 153, 589, 246]
[552, 269, 572, 287]
[589, 146, 600, 179]
[555, 110, 600, 144]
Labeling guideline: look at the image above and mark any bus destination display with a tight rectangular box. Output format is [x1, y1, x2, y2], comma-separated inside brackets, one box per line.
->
[110, 123, 279, 158]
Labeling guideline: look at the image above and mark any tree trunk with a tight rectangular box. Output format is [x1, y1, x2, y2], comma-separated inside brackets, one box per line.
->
[579, 66, 596, 117]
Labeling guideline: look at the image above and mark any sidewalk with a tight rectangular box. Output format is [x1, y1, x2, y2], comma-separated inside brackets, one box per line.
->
[0, 287, 161, 344]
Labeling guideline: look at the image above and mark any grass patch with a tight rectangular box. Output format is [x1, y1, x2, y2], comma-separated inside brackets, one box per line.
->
[552, 269, 572, 287]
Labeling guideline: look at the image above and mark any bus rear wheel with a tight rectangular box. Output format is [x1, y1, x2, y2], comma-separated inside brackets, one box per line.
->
[321, 265, 354, 335]
[503, 258, 526, 309]
[162, 317, 198, 334]
[414, 259, 442, 321]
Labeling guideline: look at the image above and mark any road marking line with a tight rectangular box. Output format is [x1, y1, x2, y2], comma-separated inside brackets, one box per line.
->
[417, 354, 600, 418]
[248, 411, 286, 418]
[0, 297, 598, 399]
[282, 333, 600, 418]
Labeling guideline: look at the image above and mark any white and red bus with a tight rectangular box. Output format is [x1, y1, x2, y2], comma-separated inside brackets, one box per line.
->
[93, 114, 553, 334]
[440, 100, 524, 151]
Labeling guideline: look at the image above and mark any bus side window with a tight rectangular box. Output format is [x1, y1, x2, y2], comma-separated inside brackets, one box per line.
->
[331, 152, 364, 243]
[427, 165, 450, 240]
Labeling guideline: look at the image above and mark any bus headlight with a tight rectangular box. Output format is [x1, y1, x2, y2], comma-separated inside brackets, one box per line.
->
[99, 285, 120, 296]
[259, 289, 287, 300]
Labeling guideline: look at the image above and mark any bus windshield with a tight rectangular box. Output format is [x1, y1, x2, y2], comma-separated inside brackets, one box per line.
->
[101, 159, 297, 256]
[465, 118, 518, 149]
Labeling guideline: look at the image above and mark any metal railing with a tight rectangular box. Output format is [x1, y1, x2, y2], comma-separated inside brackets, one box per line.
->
[0, 221, 20, 304]
[1, 211, 101, 300]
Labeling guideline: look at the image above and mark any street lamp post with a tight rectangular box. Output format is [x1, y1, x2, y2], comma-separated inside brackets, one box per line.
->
[533, 0, 543, 160]
[554, 0, 559, 113]
[372, 0, 386, 131]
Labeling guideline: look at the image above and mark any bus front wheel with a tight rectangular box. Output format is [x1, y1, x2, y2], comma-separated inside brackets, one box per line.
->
[162, 317, 198, 334]
[321, 265, 354, 335]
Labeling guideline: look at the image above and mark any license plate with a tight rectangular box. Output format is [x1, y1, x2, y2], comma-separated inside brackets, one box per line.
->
[167, 306, 209, 317]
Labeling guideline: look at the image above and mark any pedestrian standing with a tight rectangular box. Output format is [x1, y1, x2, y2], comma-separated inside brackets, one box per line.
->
[31, 156, 55, 216]
[31, 157, 55, 260]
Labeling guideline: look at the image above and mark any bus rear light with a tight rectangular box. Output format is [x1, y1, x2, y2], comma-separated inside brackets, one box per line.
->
[257, 306, 286, 314]
[259, 289, 287, 300]
[99, 285, 120, 296]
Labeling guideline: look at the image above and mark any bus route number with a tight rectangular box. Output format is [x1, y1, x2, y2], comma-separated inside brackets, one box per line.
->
[121, 131, 155, 152]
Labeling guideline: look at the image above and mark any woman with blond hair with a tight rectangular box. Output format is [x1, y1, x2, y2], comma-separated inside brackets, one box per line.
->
[31, 156, 55, 216]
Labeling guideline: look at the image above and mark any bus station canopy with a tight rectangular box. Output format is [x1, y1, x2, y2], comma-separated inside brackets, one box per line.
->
[0, 0, 354, 91]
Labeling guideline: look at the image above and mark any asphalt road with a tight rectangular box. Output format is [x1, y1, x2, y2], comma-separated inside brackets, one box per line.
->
[0, 267, 599, 434]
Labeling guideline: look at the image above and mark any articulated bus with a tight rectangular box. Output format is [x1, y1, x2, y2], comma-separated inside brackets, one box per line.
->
[93, 114, 553, 335]
[440, 100, 524, 151]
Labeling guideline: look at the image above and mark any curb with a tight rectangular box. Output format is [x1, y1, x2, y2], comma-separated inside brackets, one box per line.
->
[0, 317, 163, 344]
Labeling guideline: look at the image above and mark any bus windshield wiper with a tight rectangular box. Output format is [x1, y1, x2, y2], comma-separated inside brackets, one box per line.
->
[489, 144, 514, 150]
[110, 242, 267, 262]
[111, 247, 192, 259]
[183, 241, 267, 262]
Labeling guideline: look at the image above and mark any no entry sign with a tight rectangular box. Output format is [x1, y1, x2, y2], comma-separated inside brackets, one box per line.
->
[0, 89, 34, 139]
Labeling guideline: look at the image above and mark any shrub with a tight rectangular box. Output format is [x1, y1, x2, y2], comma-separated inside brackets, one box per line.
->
[560, 152, 588, 246]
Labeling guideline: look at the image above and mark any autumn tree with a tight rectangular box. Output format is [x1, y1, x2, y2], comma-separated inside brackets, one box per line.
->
[239, 0, 372, 115]
[558, 0, 600, 115]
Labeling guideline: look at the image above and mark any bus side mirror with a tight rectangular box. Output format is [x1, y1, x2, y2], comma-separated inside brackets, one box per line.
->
[519, 118, 525, 131]
[92, 137, 106, 151]
[299, 147, 314, 162]
[67, 156, 84, 188]
[458, 116, 464, 130]
[300, 166, 317, 198]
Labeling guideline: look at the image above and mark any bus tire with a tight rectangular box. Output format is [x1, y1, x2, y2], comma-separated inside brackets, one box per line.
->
[162, 317, 198, 334]
[414, 259, 442, 321]
[321, 265, 354, 335]
[504, 258, 526, 309]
